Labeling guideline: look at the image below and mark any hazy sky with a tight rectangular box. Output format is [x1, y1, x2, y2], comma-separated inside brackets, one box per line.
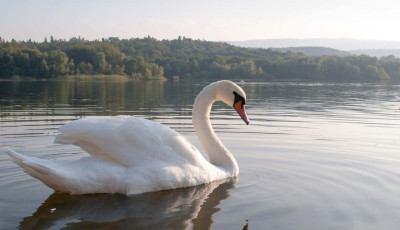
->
[1, 0, 400, 42]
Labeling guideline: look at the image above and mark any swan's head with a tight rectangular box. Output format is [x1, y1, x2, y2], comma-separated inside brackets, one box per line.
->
[214, 80, 249, 125]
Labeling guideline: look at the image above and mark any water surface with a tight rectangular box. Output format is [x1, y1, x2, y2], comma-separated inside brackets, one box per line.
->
[1, 80, 400, 229]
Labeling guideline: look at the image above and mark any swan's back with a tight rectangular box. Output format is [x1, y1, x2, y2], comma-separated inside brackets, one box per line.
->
[56, 116, 205, 167]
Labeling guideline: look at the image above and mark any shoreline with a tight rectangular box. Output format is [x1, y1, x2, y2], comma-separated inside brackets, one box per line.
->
[0, 74, 167, 82]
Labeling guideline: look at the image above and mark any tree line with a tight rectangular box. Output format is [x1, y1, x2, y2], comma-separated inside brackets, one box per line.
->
[1, 36, 400, 82]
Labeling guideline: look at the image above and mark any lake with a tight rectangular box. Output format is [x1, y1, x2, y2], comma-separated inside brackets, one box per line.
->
[1, 79, 400, 230]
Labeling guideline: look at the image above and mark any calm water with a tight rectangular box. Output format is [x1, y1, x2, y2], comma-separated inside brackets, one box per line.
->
[1, 80, 400, 230]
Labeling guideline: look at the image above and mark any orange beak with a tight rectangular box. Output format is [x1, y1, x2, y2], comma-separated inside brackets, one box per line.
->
[234, 101, 249, 125]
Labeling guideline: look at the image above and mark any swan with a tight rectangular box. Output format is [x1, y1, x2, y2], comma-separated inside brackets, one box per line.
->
[6, 80, 249, 195]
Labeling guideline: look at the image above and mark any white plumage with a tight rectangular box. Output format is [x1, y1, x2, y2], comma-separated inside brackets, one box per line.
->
[7, 80, 249, 194]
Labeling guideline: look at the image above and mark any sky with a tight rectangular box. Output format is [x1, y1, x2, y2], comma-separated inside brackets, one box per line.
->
[1, 0, 400, 42]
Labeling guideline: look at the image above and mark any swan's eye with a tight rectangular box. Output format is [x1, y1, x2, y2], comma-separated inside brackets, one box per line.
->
[233, 91, 249, 125]
[233, 91, 245, 108]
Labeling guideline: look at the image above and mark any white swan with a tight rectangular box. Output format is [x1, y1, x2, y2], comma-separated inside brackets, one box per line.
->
[6, 80, 249, 195]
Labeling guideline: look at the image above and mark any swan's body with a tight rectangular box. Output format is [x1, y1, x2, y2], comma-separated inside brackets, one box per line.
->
[7, 80, 249, 194]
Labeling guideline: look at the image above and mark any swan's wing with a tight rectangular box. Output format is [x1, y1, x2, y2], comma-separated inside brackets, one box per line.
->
[55, 116, 205, 167]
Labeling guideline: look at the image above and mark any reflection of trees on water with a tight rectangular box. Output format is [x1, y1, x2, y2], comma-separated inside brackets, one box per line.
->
[50, 80, 166, 115]
[0, 80, 269, 119]
[0, 80, 208, 117]
[18, 178, 236, 230]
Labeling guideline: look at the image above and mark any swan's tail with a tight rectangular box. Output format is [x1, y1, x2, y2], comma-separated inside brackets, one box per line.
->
[6, 149, 26, 167]
[5, 149, 76, 193]
[6, 149, 55, 180]
[6, 149, 127, 194]
[6, 149, 86, 193]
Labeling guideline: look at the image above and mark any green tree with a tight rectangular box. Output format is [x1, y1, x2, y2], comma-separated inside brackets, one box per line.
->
[364, 65, 380, 81]
[124, 59, 138, 76]
[14, 52, 30, 76]
[93, 52, 110, 74]
[47, 50, 69, 77]
[144, 68, 152, 79]
[77, 62, 93, 75]
[0, 53, 16, 78]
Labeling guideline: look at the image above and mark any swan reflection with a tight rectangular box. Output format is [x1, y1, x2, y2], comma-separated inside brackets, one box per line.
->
[19, 178, 236, 230]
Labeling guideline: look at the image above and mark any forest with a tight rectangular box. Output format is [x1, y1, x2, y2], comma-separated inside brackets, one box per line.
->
[1, 36, 400, 82]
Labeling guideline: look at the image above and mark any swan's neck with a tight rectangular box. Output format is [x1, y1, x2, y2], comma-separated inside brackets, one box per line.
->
[192, 84, 239, 175]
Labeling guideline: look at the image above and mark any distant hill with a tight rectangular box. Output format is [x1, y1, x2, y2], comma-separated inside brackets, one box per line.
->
[228, 38, 400, 51]
[349, 49, 400, 58]
[272, 46, 351, 56]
